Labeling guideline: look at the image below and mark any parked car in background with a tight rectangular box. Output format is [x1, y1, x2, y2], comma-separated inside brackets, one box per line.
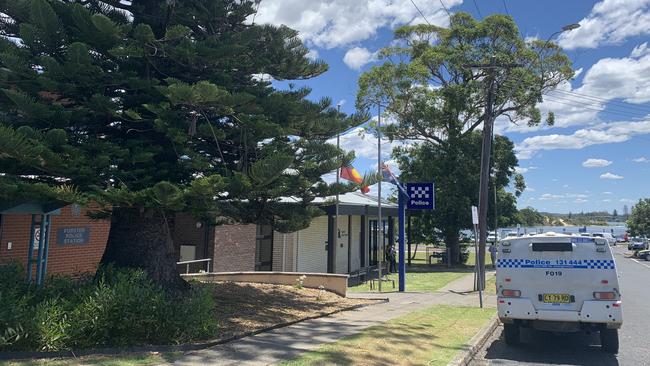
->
[628, 237, 648, 251]
[638, 249, 650, 261]
[591, 232, 617, 246]
[616, 233, 629, 243]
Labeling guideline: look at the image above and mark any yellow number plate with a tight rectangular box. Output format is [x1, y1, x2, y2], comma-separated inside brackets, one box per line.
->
[543, 293, 571, 303]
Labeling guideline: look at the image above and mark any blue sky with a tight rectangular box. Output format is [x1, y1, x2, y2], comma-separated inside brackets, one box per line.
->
[254, 0, 650, 214]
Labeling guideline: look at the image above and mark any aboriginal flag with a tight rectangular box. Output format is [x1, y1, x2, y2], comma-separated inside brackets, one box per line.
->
[340, 165, 370, 194]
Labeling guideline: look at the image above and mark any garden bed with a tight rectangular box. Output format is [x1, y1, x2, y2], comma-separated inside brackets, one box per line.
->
[208, 281, 376, 341]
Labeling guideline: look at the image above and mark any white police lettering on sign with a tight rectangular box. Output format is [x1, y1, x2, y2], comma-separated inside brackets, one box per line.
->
[406, 182, 434, 210]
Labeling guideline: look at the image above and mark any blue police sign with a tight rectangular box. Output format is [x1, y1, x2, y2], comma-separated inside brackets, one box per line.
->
[406, 182, 434, 210]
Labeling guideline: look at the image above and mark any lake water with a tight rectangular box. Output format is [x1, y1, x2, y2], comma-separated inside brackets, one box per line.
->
[499, 223, 628, 237]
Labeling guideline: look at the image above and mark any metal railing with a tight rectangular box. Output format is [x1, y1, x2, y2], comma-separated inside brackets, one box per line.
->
[176, 258, 212, 274]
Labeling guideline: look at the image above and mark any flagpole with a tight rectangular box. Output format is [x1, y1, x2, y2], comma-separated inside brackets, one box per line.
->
[335, 104, 341, 275]
[377, 103, 383, 292]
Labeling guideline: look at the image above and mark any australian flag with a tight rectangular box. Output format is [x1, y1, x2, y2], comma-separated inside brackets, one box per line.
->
[381, 163, 408, 196]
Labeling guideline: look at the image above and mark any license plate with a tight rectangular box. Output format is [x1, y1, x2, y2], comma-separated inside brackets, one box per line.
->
[543, 293, 571, 303]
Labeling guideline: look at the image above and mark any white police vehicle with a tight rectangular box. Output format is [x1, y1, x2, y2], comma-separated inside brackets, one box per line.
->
[496, 233, 622, 353]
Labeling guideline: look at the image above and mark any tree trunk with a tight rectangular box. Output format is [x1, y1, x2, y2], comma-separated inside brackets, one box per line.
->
[444, 230, 461, 265]
[101, 207, 188, 291]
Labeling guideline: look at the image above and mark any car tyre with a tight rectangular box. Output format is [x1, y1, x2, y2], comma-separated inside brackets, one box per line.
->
[504, 323, 520, 346]
[600, 329, 619, 354]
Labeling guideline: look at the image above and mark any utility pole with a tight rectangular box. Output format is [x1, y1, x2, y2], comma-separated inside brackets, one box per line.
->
[464, 57, 519, 288]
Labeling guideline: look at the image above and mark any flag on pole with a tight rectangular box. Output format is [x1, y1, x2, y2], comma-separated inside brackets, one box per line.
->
[381, 163, 407, 196]
[341, 165, 370, 194]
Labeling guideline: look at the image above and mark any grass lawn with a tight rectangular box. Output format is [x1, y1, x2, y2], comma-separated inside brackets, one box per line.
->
[0, 353, 180, 366]
[348, 271, 467, 293]
[407, 248, 493, 267]
[485, 275, 497, 294]
[279, 305, 495, 366]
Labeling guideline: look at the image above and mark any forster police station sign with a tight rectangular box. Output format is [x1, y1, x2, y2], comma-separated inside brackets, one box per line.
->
[406, 182, 434, 210]
[56, 227, 91, 245]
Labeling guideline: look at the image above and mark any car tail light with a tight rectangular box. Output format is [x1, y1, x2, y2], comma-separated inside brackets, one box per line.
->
[501, 289, 521, 297]
[593, 291, 616, 300]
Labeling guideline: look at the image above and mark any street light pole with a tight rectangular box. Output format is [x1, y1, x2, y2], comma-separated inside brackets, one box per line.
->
[334, 103, 341, 275]
[377, 103, 383, 292]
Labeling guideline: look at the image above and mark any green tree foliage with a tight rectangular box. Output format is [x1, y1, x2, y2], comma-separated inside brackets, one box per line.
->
[395, 132, 521, 261]
[627, 199, 650, 238]
[516, 207, 545, 227]
[357, 13, 572, 263]
[0, 0, 367, 288]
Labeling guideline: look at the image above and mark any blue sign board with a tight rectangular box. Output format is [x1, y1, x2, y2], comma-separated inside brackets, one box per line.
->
[406, 182, 434, 210]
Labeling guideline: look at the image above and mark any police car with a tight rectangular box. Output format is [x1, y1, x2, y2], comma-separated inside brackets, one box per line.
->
[496, 232, 622, 353]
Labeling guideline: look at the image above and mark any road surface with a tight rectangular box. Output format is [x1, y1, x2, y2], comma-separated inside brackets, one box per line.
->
[470, 246, 649, 366]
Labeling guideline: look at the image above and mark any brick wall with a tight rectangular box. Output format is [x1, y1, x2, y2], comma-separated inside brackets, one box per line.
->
[212, 224, 256, 272]
[172, 213, 213, 273]
[0, 204, 111, 277]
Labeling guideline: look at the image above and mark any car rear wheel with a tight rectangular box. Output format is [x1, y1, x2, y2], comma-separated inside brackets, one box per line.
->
[504, 323, 520, 346]
[600, 329, 619, 354]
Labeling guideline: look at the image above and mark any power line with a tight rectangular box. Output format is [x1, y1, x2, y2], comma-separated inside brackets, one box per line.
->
[501, 0, 511, 16]
[438, 0, 451, 18]
[472, 0, 483, 19]
[409, 0, 431, 25]
[251, 0, 262, 25]
[550, 89, 650, 113]
[542, 95, 648, 119]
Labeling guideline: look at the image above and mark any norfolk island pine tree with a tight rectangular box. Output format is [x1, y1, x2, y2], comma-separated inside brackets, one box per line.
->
[0, 0, 369, 290]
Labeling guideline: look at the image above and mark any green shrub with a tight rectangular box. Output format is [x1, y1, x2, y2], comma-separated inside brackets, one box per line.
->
[34, 298, 70, 351]
[0, 264, 218, 351]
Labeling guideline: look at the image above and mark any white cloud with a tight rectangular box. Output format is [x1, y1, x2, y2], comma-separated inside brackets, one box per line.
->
[602, 199, 612, 202]
[493, 80, 602, 135]
[525, 187, 536, 192]
[252, 0, 461, 49]
[574, 198, 589, 204]
[603, 191, 613, 195]
[250, 73, 274, 82]
[330, 126, 404, 161]
[582, 158, 612, 168]
[620, 198, 635, 203]
[343, 47, 376, 70]
[540, 193, 564, 201]
[557, 0, 650, 50]
[514, 166, 538, 174]
[633, 157, 650, 163]
[631, 42, 650, 58]
[600, 172, 624, 180]
[575, 48, 650, 104]
[496, 43, 650, 136]
[567, 193, 589, 199]
[516, 119, 650, 159]
[305, 49, 320, 60]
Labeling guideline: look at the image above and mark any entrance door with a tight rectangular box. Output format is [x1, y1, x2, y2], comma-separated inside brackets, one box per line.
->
[368, 219, 389, 266]
[255, 224, 273, 271]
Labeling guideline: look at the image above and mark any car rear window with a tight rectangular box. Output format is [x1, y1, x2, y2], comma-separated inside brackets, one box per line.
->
[532, 242, 573, 252]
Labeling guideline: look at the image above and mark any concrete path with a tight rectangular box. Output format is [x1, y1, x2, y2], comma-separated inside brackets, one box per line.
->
[174, 272, 496, 366]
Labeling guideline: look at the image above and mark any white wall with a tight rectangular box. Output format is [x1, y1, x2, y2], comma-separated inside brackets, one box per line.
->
[350, 215, 361, 272]
[335, 215, 349, 274]
[296, 215, 328, 273]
